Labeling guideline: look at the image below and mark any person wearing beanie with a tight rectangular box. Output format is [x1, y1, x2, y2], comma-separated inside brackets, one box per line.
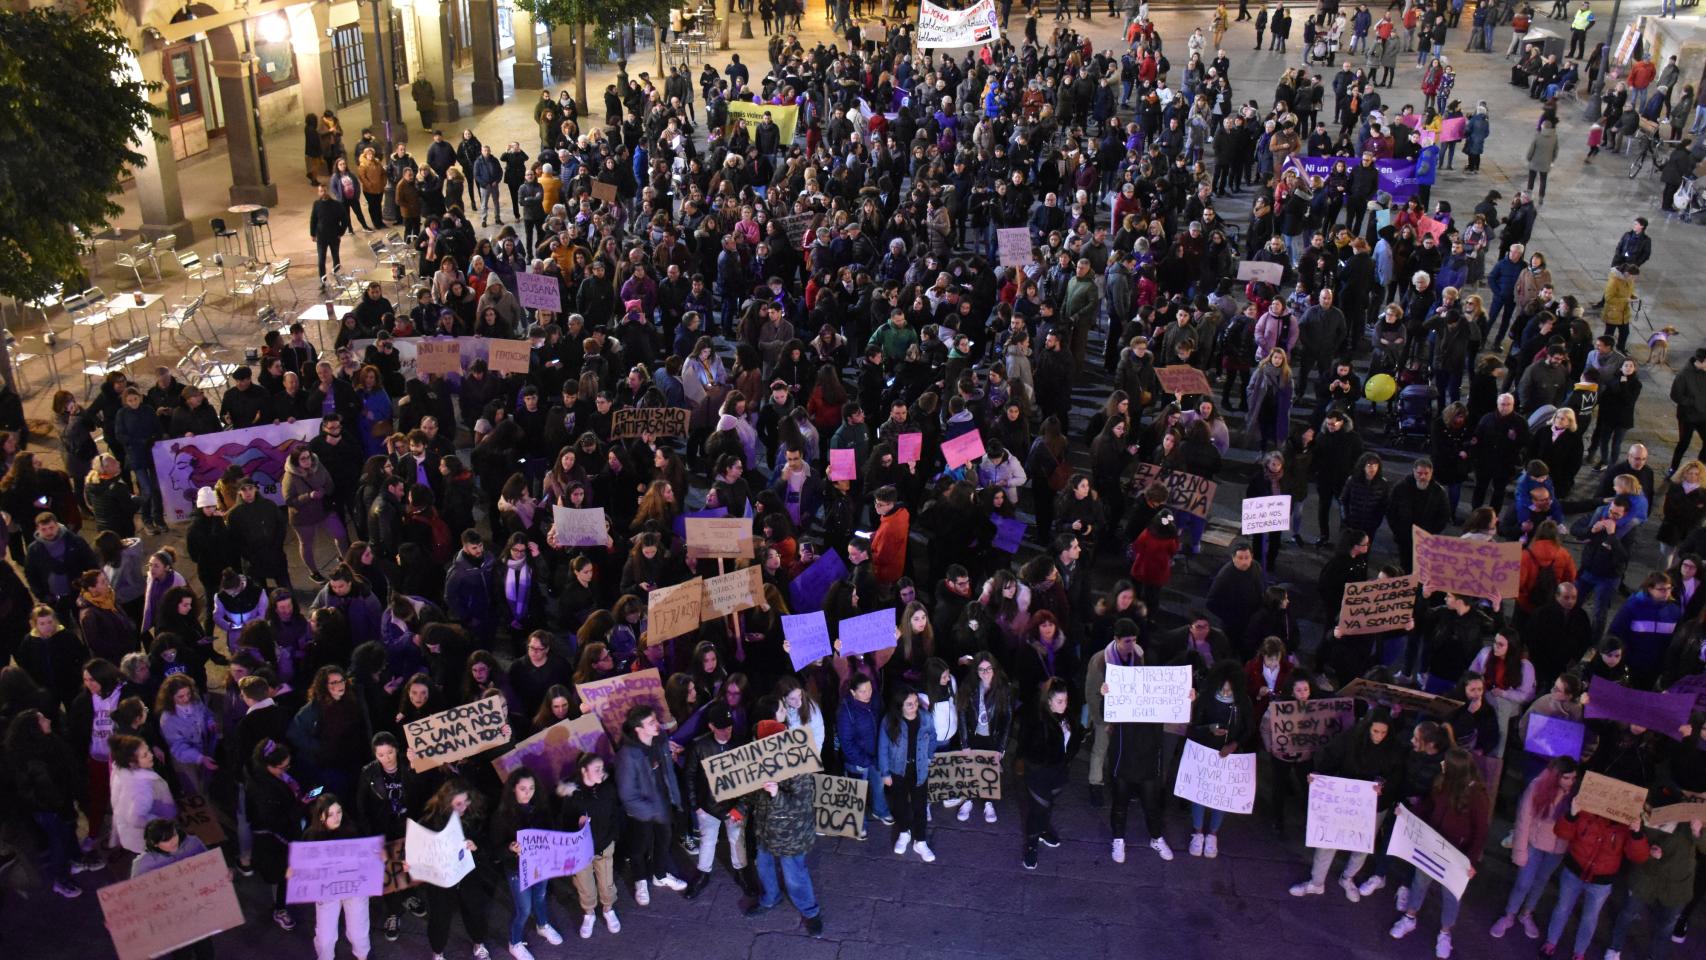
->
[683, 703, 756, 901]
[743, 719, 824, 937]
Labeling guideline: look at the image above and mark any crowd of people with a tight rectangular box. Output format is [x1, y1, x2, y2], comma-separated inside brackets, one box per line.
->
[3, 3, 1706, 960]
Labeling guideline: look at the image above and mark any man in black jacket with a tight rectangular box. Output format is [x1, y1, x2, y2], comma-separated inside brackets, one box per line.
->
[1387, 459, 1453, 569]
[309, 415, 365, 529]
[308, 184, 349, 286]
[682, 704, 754, 900]
[219, 366, 271, 429]
[24, 512, 98, 624]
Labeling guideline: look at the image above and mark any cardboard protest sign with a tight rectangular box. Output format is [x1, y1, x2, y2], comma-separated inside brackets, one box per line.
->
[701, 726, 823, 801]
[1337, 576, 1418, 636]
[926, 750, 1003, 802]
[551, 506, 608, 547]
[780, 213, 813, 246]
[1240, 495, 1291, 535]
[590, 180, 619, 203]
[1156, 364, 1213, 397]
[1647, 800, 1706, 825]
[1102, 664, 1193, 723]
[514, 272, 561, 313]
[1173, 740, 1257, 814]
[1412, 527, 1520, 601]
[814, 774, 868, 838]
[405, 812, 476, 887]
[828, 447, 858, 482]
[1389, 805, 1473, 898]
[1337, 678, 1463, 717]
[286, 836, 385, 904]
[837, 608, 898, 656]
[1524, 714, 1586, 760]
[996, 227, 1033, 267]
[99, 849, 243, 960]
[701, 564, 765, 621]
[577, 668, 673, 740]
[1585, 675, 1695, 740]
[896, 432, 923, 465]
[492, 713, 611, 790]
[788, 549, 846, 613]
[684, 516, 752, 559]
[783, 610, 833, 671]
[415, 338, 464, 377]
[646, 577, 704, 643]
[1576, 772, 1648, 828]
[404, 695, 508, 772]
[176, 792, 227, 848]
[517, 826, 595, 885]
[611, 407, 690, 439]
[941, 430, 986, 470]
[1130, 463, 1216, 518]
[1262, 698, 1356, 761]
[382, 837, 419, 894]
[485, 338, 533, 375]
[1236, 260, 1285, 286]
[1307, 776, 1379, 853]
[991, 514, 1026, 553]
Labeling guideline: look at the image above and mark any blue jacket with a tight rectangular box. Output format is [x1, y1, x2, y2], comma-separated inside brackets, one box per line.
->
[836, 697, 881, 770]
[615, 738, 680, 823]
[1608, 591, 1682, 678]
[1488, 255, 1522, 297]
[877, 715, 939, 786]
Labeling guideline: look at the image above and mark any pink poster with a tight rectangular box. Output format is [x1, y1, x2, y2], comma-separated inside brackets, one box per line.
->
[896, 433, 923, 464]
[1417, 216, 1447, 242]
[941, 430, 986, 470]
[1439, 116, 1468, 143]
[1396, 113, 1422, 129]
[828, 448, 857, 481]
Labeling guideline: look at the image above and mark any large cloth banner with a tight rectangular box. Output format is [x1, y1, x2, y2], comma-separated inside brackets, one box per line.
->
[1285, 156, 1422, 203]
[918, 0, 1001, 48]
[154, 418, 322, 523]
[725, 100, 799, 148]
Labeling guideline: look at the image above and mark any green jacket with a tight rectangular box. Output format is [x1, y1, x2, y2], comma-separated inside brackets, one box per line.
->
[867, 321, 919, 364]
[1629, 824, 1706, 908]
[1061, 275, 1101, 330]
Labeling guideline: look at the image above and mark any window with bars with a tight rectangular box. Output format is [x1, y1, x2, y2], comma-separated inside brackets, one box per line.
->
[391, 11, 408, 86]
[332, 24, 368, 106]
[458, 0, 473, 49]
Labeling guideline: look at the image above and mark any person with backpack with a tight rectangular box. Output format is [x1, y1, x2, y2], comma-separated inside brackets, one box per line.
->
[1517, 520, 1576, 624]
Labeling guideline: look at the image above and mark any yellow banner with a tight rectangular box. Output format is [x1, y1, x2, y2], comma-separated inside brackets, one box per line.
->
[726, 100, 798, 151]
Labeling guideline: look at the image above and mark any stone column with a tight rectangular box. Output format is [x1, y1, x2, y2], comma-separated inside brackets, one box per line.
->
[132, 49, 193, 242]
[468, 0, 504, 105]
[210, 53, 280, 207]
[358, 0, 407, 145]
[550, 22, 575, 86]
[290, 5, 338, 116]
[413, 0, 462, 126]
[511, 7, 543, 89]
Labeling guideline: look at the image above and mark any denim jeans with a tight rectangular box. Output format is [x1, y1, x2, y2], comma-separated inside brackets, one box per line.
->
[507, 873, 552, 945]
[1576, 571, 1619, 637]
[847, 763, 891, 820]
[755, 848, 819, 918]
[32, 811, 74, 884]
[131, 463, 164, 525]
[1503, 847, 1565, 917]
[1407, 870, 1462, 928]
[1547, 870, 1615, 956]
[1190, 802, 1225, 834]
[1608, 891, 1685, 959]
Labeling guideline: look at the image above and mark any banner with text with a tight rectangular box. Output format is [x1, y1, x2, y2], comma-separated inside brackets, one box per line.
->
[100, 849, 243, 960]
[1102, 664, 1193, 723]
[918, 0, 1001, 49]
[701, 726, 823, 802]
[404, 695, 508, 772]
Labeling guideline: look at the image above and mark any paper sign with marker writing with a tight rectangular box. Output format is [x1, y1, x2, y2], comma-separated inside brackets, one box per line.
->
[941, 430, 986, 470]
[1389, 804, 1473, 898]
[1237, 260, 1284, 285]
[828, 447, 858, 481]
[1576, 772, 1648, 828]
[514, 272, 562, 312]
[1130, 463, 1216, 518]
[646, 577, 704, 643]
[486, 339, 532, 375]
[1262, 698, 1355, 761]
[701, 726, 823, 801]
[1173, 740, 1257, 814]
[1307, 776, 1379, 853]
[700, 564, 765, 621]
[814, 774, 868, 837]
[1524, 714, 1586, 760]
[926, 750, 1003, 802]
[99, 849, 243, 960]
[837, 608, 897, 656]
[404, 695, 508, 772]
[1337, 576, 1418, 636]
[1102, 664, 1193, 723]
[405, 812, 476, 887]
[287, 835, 384, 904]
[1156, 364, 1214, 397]
[1412, 526, 1520, 600]
[415, 338, 464, 377]
[1647, 801, 1706, 825]
[996, 227, 1033, 267]
[784, 611, 833, 670]
[517, 826, 594, 886]
[896, 433, 923, 464]
[1240, 495, 1291, 534]
[552, 506, 607, 547]
[684, 516, 751, 559]
[577, 668, 673, 740]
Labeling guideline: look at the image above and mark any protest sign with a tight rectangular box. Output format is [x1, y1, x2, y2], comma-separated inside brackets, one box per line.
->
[1337, 678, 1464, 717]
[814, 774, 868, 838]
[684, 516, 752, 559]
[838, 608, 898, 656]
[926, 750, 1003, 802]
[382, 837, 419, 894]
[780, 213, 813, 247]
[577, 668, 672, 739]
[1337, 576, 1418, 636]
[995, 228, 1033, 267]
[918, 0, 1000, 48]
[154, 418, 322, 523]
[404, 695, 508, 772]
[896, 432, 923, 464]
[1389, 805, 1473, 898]
[611, 406, 690, 439]
[415, 338, 464, 377]
[99, 849, 243, 960]
[1585, 675, 1694, 740]
[176, 792, 226, 848]
[701, 726, 823, 801]
[701, 564, 765, 621]
[828, 447, 858, 481]
[1283, 155, 1423, 203]
[492, 713, 610, 790]
[551, 506, 607, 547]
[1129, 463, 1216, 518]
[1576, 772, 1647, 828]
[1102, 664, 1193, 723]
[788, 549, 846, 613]
[590, 180, 619, 203]
[991, 514, 1026, 553]
[1524, 714, 1586, 760]
[1439, 116, 1468, 142]
[405, 812, 476, 887]
[646, 577, 704, 643]
[941, 430, 986, 470]
[1412, 526, 1520, 601]
[1262, 698, 1356, 760]
[286, 836, 384, 904]
[513, 272, 561, 313]
[1647, 801, 1706, 825]
[1156, 364, 1214, 397]
[1417, 215, 1448, 242]
[1236, 260, 1285, 286]
[725, 100, 798, 147]
[1240, 495, 1291, 535]
[783, 610, 833, 671]
[1307, 776, 1379, 853]
[485, 338, 532, 375]
[516, 826, 595, 886]
[1173, 740, 1257, 814]
[1666, 672, 1706, 710]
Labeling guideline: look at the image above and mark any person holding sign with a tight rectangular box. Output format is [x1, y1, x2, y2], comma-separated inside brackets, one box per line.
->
[556, 753, 623, 940]
[742, 719, 824, 938]
[1184, 664, 1255, 858]
[1388, 749, 1489, 959]
[491, 770, 565, 959]
[1539, 800, 1654, 960]
[1019, 678, 1083, 870]
[1291, 708, 1405, 900]
[1487, 758, 1578, 940]
[128, 819, 215, 957]
[412, 781, 496, 960]
[878, 689, 940, 862]
[1601, 812, 1706, 960]
[295, 795, 376, 960]
[1103, 648, 1194, 864]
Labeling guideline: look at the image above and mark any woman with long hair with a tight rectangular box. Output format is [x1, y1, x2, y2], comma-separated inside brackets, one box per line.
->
[415, 778, 494, 958]
[1487, 757, 1579, 939]
[1389, 747, 1489, 958]
[1019, 676, 1081, 870]
[492, 769, 563, 957]
[878, 687, 939, 862]
[287, 664, 371, 797]
[296, 793, 373, 960]
[1289, 707, 1404, 899]
[7, 709, 89, 898]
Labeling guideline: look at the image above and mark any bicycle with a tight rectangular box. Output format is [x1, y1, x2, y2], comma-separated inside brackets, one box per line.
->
[1628, 129, 1682, 178]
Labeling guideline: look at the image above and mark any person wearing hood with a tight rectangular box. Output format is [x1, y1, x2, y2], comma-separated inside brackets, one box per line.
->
[282, 448, 347, 586]
[443, 530, 498, 641]
[1339, 453, 1391, 552]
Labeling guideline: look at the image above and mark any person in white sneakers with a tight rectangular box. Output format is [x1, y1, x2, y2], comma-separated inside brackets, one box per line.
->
[294, 795, 374, 960]
[491, 769, 563, 960]
[558, 753, 622, 940]
[1288, 707, 1404, 901]
[1183, 662, 1254, 859]
[1487, 757, 1577, 939]
[878, 686, 940, 863]
[1098, 644, 1193, 864]
[953, 652, 1012, 825]
[613, 705, 690, 904]
[412, 779, 497, 960]
[1388, 748, 1489, 960]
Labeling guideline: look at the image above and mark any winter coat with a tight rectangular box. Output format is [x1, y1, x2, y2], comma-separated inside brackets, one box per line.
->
[1526, 127, 1559, 174]
[1339, 472, 1391, 536]
[1555, 811, 1651, 885]
[748, 769, 816, 856]
[878, 715, 939, 787]
[281, 454, 335, 527]
[614, 737, 680, 823]
[111, 766, 177, 854]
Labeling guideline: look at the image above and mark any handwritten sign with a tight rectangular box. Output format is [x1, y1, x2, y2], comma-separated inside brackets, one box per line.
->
[383, 837, 418, 894]
[492, 712, 611, 790]
[1524, 714, 1586, 760]
[551, 506, 608, 547]
[1389, 804, 1473, 898]
[1262, 698, 1356, 760]
[577, 668, 672, 740]
[926, 750, 1003, 802]
[1130, 463, 1216, 518]
[611, 406, 690, 439]
[404, 812, 476, 887]
[1237, 259, 1285, 286]
[286, 835, 384, 904]
[813, 773, 868, 837]
[514, 272, 561, 313]
[1241, 495, 1292, 535]
[99, 849, 243, 960]
[780, 213, 813, 246]
[516, 826, 594, 885]
[485, 338, 532, 375]
[1338, 575, 1418, 636]
[1647, 801, 1706, 825]
[783, 610, 833, 670]
[1103, 664, 1193, 723]
[1576, 772, 1647, 829]
[176, 792, 226, 848]
[685, 517, 752, 559]
[1337, 677, 1464, 717]
[414, 338, 464, 377]
[701, 725, 823, 802]
[1417, 215, 1448, 243]
[1173, 740, 1257, 814]
[1585, 675, 1694, 740]
[941, 430, 986, 470]
[991, 514, 1026, 553]
[838, 608, 897, 656]
[404, 695, 508, 772]
[1156, 364, 1214, 397]
[1307, 776, 1379, 853]
[996, 227, 1033, 268]
[701, 564, 765, 621]
[646, 577, 704, 643]
[590, 180, 618, 203]
[1412, 526, 1520, 601]
[896, 432, 923, 465]
[788, 548, 846, 614]
[828, 447, 857, 481]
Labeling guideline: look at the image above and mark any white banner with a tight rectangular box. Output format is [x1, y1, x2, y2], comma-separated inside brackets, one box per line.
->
[1172, 740, 1257, 815]
[918, 0, 1000, 49]
[1388, 804, 1473, 899]
[1102, 664, 1193, 724]
[1306, 776, 1379, 854]
[153, 418, 322, 523]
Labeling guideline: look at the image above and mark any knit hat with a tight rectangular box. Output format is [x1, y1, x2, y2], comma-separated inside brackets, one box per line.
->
[195, 487, 218, 509]
[755, 719, 787, 740]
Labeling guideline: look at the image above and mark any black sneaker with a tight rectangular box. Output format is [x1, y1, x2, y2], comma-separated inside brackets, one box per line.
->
[1675, 914, 1690, 943]
[1023, 846, 1039, 870]
[383, 915, 401, 942]
[406, 894, 427, 917]
[804, 915, 824, 937]
[308, 571, 327, 584]
[681, 832, 700, 855]
[1040, 830, 1062, 848]
[743, 900, 772, 918]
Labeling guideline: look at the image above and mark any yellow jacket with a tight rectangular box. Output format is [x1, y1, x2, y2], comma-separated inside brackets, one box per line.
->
[1602, 271, 1635, 326]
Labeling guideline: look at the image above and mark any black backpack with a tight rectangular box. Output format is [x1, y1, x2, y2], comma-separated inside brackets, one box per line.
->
[1524, 545, 1558, 609]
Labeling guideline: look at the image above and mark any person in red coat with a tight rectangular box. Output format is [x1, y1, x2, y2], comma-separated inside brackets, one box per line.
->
[870, 485, 910, 585]
[1129, 510, 1181, 614]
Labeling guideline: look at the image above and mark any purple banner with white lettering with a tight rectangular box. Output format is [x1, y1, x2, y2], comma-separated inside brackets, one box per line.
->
[1284, 156, 1422, 203]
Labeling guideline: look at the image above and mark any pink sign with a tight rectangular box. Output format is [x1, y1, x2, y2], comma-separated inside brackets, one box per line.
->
[941, 430, 986, 470]
[828, 448, 857, 482]
[515, 272, 561, 312]
[1417, 216, 1447, 242]
[896, 433, 923, 465]
[1439, 116, 1468, 143]
[1396, 113, 1422, 129]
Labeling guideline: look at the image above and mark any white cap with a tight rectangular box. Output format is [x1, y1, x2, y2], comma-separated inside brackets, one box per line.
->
[195, 486, 218, 509]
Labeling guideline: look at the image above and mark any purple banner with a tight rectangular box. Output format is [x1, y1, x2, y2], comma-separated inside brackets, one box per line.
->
[1585, 676, 1695, 740]
[837, 608, 898, 656]
[788, 549, 846, 614]
[991, 514, 1025, 553]
[1523, 714, 1585, 760]
[1665, 673, 1706, 711]
[1285, 156, 1422, 204]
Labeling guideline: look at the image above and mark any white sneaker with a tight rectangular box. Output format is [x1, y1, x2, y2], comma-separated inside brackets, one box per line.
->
[1150, 837, 1174, 861]
[633, 880, 650, 906]
[1339, 877, 1362, 902]
[1390, 915, 1418, 940]
[893, 831, 912, 855]
[1289, 882, 1326, 896]
[1434, 931, 1452, 959]
[654, 873, 687, 892]
[603, 909, 621, 933]
[942, 797, 963, 808]
[536, 925, 563, 946]
[1111, 838, 1127, 863]
[1500, 830, 1514, 849]
[1602, 950, 1621, 960]
[579, 915, 596, 939]
[1395, 885, 1410, 912]
[1358, 875, 1386, 898]
[1203, 835, 1219, 858]
[913, 841, 936, 863]
[957, 801, 973, 822]
[984, 802, 997, 823]
[508, 944, 534, 960]
[1188, 833, 1205, 857]
[473, 946, 491, 960]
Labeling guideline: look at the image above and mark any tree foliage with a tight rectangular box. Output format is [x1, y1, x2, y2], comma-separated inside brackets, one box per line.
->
[0, 0, 157, 302]
[514, 0, 676, 35]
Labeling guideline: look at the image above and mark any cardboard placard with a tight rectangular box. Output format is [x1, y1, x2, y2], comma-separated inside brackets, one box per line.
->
[590, 180, 619, 203]
[1585, 675, 1695, 740]
[551, 506, 608, 547]
[941, 430, 986, 470]
[404, 695, 508, 772]
[286, 836, 385, 904]
[485, 338, 533, 375]
[1173, 740, 1258, 814]
[1102, 664, 1193, 724]
[1236, 259, 1285, 286]
[577, 668, 673, 740]
[685, 517, 752, 558]
[1240, 495, 1292, 535]
[646, 577, 704, 643]
[896, 432, 923, 465]
[780, 212, 814, 247]
[784, 611, 833, 670]
[788, 549, 846, 614]
[1337, 677, 1463, 717]
[837, 608, 897, 656]
[1389, 804, 1473, 899]
[925, 750, 1003, 802]
[700, 725, 823, 802]
[996, 227, 1033, 267]
[99, 849, 243, 960]
[828, 447, 857, 481]
[1576, 771, 1647, 829]
[1524, 713, 1586, 760]
[513, 272, 562, 313]
[611, 406, 690, 439]
[1307, 776, 1379, 853]
[516, 826, 595, 885]
[414, 338, 464, 377]
[176, 792, 227, 848]
[1337, 576, 1418, 636]
[383, 837, 419, 894]
[1129, 463, 1216, 518]
[1417, 215, 1448, 242]
[1412, 526, 1520, 601]
[701, 564, 765, 621]
[1262, 698, 1356, 761]
[990, 514, 1025, 553]
[1646, 801, 1706, 825]
[813, 773, 868, 837]
[1156, 364, 1213, 397]
[492, 713, 611, 790]
[404, 811, 476, 887]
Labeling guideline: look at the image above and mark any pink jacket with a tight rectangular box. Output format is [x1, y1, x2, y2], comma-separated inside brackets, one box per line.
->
[1512, 777, 1570, 863]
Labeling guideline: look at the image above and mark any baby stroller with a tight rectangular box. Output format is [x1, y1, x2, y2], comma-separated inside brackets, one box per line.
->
[1308, 39, 1335, 65]
[1386, 382, 1438, 449]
